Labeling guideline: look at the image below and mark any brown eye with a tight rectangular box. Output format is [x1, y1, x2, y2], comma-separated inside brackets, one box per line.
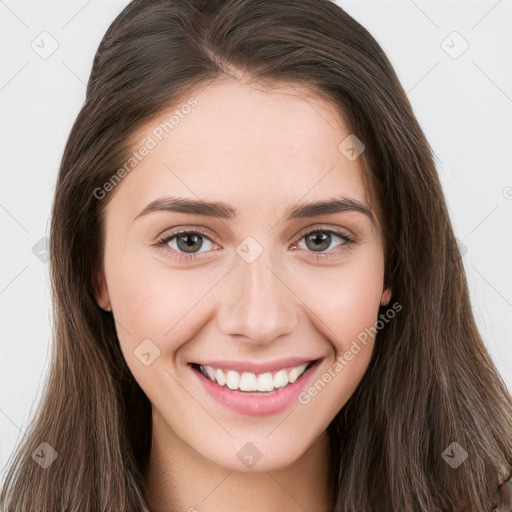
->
[295, 229, 355, 257]
[304, 232, 333, 252]
[156, 230, 218, 260]
[175, 233, 205, 253]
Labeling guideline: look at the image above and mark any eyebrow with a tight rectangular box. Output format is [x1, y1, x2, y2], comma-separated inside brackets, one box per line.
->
[134, 196, 374, 223]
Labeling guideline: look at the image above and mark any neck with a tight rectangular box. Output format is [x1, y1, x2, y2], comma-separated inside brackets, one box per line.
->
[144, 410, 334, 512]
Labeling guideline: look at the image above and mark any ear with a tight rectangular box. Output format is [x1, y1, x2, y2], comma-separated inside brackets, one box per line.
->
[92, 266, 111, 312]
[380, 287, 392, 306]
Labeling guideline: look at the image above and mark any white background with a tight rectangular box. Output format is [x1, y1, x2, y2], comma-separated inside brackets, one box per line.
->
[1, 0, 511, 482]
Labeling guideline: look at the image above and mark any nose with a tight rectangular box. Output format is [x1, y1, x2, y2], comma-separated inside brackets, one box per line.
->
[216, 251, 299, 345]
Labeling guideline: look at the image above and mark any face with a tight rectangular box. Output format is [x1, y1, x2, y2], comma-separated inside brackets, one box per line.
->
[94, 77, 391, 473]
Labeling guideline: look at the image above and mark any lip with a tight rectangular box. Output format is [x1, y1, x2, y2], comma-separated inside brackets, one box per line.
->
[190, 357, 315, 374]
[190, 358, 322, 417]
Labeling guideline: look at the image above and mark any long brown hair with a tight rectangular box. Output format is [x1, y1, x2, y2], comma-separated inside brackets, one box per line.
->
[1, 1, 511, 510]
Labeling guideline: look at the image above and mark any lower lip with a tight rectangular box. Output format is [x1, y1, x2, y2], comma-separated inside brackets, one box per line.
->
[191, 361, 320, 417]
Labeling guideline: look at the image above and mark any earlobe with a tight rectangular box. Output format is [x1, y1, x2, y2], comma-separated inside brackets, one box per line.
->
[380, 287, 392, 306]
[92, 266, 111, 311]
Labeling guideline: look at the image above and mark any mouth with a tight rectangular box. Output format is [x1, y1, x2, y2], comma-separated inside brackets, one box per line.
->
[188, 357, 322, 416]
[189, 359, 319, 395]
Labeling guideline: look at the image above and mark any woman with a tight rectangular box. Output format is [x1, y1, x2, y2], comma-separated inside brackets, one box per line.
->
[1, 0, 511, 510]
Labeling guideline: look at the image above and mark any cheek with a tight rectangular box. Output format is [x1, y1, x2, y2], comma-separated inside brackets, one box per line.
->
[294, 247, 385, 350]
[105, 248, 221, 356]
[104, 253, 197, 397]
[293, 253, 385, 417]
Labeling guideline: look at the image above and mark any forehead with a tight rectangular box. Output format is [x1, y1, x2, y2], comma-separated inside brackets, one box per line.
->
[108, 78, 374, 227]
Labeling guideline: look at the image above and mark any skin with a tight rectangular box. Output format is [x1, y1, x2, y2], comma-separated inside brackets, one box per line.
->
[94, 77, 391, 512]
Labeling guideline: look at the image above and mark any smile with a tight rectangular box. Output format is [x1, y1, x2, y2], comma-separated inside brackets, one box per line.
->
[196, 362, 311, 393]
[189, 358, 322, 416]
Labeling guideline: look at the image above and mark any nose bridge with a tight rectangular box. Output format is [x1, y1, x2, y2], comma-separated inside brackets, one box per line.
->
[216, 241, 298, 343]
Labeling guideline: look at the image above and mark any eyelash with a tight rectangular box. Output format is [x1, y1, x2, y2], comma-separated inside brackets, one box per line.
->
[154, 226, 356, 262]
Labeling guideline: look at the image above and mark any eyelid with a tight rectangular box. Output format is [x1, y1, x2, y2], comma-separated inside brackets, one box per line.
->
[290, 223, 356, 246]
[155, 226, 219, 245]
[153, 226, 220, 261]
[155, 223, 355, 245]
[154, 223, 356, 261]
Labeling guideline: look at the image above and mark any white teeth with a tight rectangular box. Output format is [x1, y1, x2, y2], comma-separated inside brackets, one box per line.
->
[298, 362, 308, 373]
[226, 370, 240, 390]
[215, 368, 226, 386]
[239, 372, 257, 391]
[256, 372, 274, 392]
[273, 369, 288, 389]
[204, 366, 215, 380]
[288, 367, 299, 383]
[198, 362, 310, 392]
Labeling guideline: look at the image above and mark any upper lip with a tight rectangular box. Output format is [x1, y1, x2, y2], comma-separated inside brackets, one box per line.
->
[190, 357, 319, 373]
